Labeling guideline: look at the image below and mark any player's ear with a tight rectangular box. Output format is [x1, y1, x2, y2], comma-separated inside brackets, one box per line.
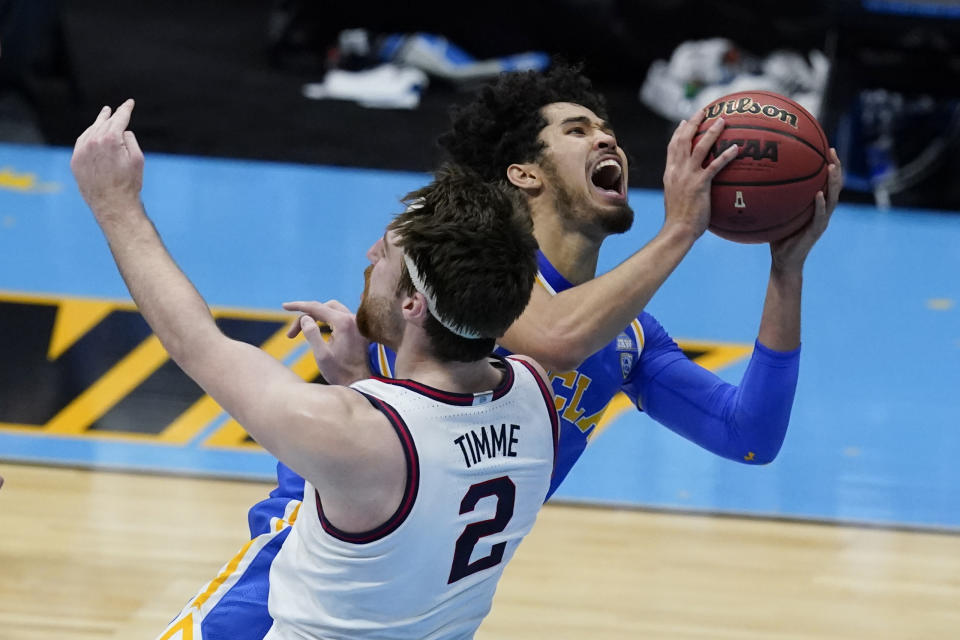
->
[507, 163, 542, 192]
[402, 292, 429, 327]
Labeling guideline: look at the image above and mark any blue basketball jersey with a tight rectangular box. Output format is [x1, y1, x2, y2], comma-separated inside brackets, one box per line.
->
[364, 250, 667, 499]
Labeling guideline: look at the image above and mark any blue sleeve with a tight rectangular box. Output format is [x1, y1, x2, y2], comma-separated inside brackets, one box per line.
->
[621, 313, 799, 464]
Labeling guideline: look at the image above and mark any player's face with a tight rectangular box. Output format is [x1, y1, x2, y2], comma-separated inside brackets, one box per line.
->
[356, 230, 405, 347]
[536, 102, 633, 235]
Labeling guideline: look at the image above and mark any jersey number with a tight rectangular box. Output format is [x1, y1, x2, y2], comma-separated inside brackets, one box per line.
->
[448, 476, 516, 584]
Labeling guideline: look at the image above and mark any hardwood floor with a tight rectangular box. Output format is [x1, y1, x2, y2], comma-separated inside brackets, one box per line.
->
[2, 464, 957, 639]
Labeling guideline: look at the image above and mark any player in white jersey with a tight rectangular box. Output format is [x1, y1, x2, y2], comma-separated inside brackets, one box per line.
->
[267, 360, 557, 639]
[70, 101, 556, 639]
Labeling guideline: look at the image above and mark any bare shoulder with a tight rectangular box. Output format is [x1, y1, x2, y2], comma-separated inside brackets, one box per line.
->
[272, 383, 402, 491]
[296, 383, 393, 447]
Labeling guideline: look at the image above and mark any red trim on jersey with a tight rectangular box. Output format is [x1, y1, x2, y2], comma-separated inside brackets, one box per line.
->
[509, 357, 560, 478]
[315, 393, 420, 544]
[370, 355, 515, 406]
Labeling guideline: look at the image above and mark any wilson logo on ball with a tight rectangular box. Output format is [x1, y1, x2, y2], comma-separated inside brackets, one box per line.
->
[704, 96, 799, 128]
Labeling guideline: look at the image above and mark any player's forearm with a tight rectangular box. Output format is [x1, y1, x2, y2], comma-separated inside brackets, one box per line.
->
[536, 225, 698, 366]
[641, 340, 799, 464]
[757, 267, 802, 351]
[99, 204, 218, 363]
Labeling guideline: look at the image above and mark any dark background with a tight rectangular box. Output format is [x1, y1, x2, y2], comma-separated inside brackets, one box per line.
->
[4, 0, 960, 209]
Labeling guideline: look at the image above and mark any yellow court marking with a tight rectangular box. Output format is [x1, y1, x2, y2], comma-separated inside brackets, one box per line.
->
[160, 310, 298, 444]
[43, 335, 169, 434]
[47, 299, 115, 360]
[926, 298, 955, 311]
[0, 289, 298, 439]
[157, 396, 228, 444]
[676, 339, 754, 372]
[0, 166, 61, 193]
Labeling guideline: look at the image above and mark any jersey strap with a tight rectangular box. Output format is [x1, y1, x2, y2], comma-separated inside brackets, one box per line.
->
[313, 391, 420, 544]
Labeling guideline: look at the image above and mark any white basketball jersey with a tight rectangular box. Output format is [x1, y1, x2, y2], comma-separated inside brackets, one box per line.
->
[265, 356, 558, 640]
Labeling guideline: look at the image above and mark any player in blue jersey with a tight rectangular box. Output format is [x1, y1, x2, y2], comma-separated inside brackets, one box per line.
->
[164, 64, 842, 639]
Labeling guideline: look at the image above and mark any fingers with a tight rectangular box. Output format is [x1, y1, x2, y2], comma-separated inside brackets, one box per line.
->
[283, 300, 351, 338]
[75, 100, 136, 154]
[687, 106, 707, 128]
[94, 105, 112, 126]
[300, 315, 333, 360]
[812, 191, 830, 235]
[286, 317, 304, 339]
[690, 117, 727, 166]
[326, 300, 352, 314]
[671, 110, 706, 148]
[123, 130, 141, 153]
[702, 140, 738, 179]
[107, 99, 135, 135]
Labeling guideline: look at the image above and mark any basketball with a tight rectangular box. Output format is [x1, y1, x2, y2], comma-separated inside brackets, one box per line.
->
[694, 90, 829, 243]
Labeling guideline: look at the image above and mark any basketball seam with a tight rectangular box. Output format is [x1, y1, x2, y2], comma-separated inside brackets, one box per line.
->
[711, 201, 815, 234]
[713, 167, 827, 187]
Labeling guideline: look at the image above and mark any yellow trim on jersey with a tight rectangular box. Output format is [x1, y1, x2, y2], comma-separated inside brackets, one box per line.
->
[276, 501, 302, 532]
[630, 318, 645, 352]
[190, 538, 257, 611]
[158, 499, 304, 640]
[534, 271, 556, 295]
[377, 343, 393, 377]
[157, 611, 195, 640]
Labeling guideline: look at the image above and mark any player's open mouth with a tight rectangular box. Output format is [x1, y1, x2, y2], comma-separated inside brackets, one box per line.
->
[590, 157, 625, 200]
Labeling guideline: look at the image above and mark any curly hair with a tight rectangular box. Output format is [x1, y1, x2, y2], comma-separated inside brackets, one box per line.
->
[437, 62, 609, 183]
[389, 164, 538, 362]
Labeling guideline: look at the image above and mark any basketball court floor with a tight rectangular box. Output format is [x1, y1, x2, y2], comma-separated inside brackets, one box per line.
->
[1, 141, 959, 638]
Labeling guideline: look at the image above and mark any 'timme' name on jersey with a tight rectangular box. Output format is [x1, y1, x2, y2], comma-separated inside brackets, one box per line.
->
[454, 424, 520, 468]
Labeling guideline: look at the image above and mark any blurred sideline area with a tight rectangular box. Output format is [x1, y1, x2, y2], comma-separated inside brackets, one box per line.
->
[1, 0, 959, 211]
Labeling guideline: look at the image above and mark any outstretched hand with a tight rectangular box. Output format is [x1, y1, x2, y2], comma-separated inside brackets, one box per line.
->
[662, 109, 740, 239]
[770, 148, 844, 273]
[284, 300, 371, 386]
[71, 99, 144, 221]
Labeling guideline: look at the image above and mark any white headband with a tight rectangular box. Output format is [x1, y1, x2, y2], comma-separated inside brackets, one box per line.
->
[402, 251, 483, 340]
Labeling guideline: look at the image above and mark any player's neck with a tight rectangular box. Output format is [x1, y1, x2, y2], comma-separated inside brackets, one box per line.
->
[532, 219, 601, 286]
[393, 333, 502, 394]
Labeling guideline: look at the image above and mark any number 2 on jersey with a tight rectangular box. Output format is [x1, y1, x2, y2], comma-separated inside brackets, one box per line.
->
[447, 476, 516, 584]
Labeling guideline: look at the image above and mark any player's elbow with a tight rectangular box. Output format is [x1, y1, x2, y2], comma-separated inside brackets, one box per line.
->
[736, 435, 785, 465]
[540, 350, 587, 373]
[531, 342, 590, 372]
[534, 326, 597, 371]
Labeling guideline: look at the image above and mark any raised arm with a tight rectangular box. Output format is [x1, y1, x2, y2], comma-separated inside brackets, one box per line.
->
[70, 101, 403, 502]
[499, 111, 739, 371]
[757, 147, 843, 351]
[623, 157, 842, 463]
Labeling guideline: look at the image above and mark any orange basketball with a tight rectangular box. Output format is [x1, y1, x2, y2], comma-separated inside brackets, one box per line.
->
[694, 90, 829, 243]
